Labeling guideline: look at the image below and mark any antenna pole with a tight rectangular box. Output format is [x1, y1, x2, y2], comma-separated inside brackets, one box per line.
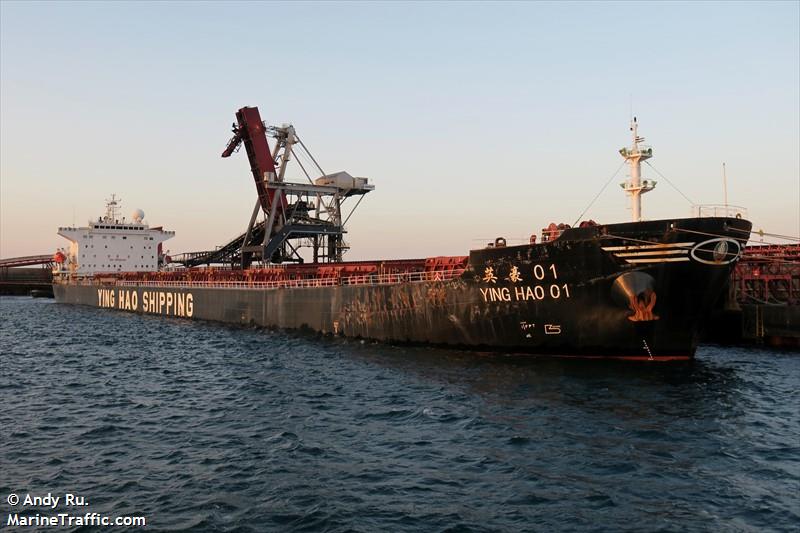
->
[629, 94, 633, 123]
[722, 162, 729, 211]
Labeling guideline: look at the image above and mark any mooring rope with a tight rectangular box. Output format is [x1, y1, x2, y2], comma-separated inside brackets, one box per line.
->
[602, 232, 798, 265]
[602, 233, 740, 261]
[726, 225, 800, 243]
[675, 227, 800, 252]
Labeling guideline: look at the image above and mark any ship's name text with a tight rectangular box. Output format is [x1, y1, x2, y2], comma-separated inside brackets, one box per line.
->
[97, 289, 194, 317]
[479, 283, 571, 303]
[479, 263, 571, 303]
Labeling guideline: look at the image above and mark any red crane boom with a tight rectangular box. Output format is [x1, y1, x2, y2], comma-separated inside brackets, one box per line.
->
[221, 106, 286, 216]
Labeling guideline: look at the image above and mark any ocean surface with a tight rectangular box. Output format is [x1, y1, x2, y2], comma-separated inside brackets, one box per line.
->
[1, 296, 798, 532]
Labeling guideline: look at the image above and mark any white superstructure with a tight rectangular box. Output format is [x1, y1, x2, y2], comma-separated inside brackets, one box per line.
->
[54, 194, 174, 277]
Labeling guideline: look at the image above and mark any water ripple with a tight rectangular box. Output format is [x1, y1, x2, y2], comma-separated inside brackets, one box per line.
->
[1, 297, 798, 532]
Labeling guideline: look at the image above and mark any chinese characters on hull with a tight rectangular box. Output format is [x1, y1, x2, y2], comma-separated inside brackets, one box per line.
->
[480, 263, 570, 303]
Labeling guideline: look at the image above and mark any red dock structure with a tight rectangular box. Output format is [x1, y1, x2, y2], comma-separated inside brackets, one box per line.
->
[712, 243, 800, 347]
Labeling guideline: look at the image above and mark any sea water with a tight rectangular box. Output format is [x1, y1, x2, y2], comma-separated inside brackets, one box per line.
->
[1, 297, 798, 531]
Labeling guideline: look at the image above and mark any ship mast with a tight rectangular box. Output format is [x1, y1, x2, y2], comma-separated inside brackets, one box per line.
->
[619, 117, 655, 221]
[104, 194, 121, 223]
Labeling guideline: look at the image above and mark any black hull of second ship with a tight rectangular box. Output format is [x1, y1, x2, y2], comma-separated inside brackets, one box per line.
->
[53, 217, 752, 361]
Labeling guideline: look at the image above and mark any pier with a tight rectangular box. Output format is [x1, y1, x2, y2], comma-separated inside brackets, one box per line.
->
[0, 255, 54, 296]
[707, 244, 800, 347]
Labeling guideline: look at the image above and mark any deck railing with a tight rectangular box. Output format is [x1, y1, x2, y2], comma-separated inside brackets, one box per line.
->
[691, 204, 749, 219]
[56, 268, 467, 289]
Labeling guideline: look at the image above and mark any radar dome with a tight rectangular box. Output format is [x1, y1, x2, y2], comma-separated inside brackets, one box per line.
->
[131, 209, 145, 223]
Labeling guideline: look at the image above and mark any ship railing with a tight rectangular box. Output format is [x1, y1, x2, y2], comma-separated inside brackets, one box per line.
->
[691, 204, 748, 219]
[108, 268, 466, 289]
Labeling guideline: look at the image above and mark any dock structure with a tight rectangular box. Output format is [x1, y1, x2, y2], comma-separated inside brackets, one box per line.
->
[219, 106, 373, 268]
[708, 243, 800, 347]
[0, 254, 53, 269]
[731, 244, 800, 305]
[0, 256, 53, 296]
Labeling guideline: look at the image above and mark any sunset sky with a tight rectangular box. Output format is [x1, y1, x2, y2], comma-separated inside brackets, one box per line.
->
[1, 1, 798, 260]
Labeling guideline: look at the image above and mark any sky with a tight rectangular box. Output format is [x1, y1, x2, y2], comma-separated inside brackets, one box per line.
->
[1, 0, 798, 260]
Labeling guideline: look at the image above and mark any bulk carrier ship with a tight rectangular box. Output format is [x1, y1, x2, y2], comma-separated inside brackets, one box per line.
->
[53, 107, 752, 360]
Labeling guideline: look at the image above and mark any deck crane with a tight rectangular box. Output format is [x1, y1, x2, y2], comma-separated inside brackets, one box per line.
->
[221, 106, 374, 268]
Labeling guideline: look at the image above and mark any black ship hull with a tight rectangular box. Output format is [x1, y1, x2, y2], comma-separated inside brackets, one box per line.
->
[53, 217, 751, 360]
